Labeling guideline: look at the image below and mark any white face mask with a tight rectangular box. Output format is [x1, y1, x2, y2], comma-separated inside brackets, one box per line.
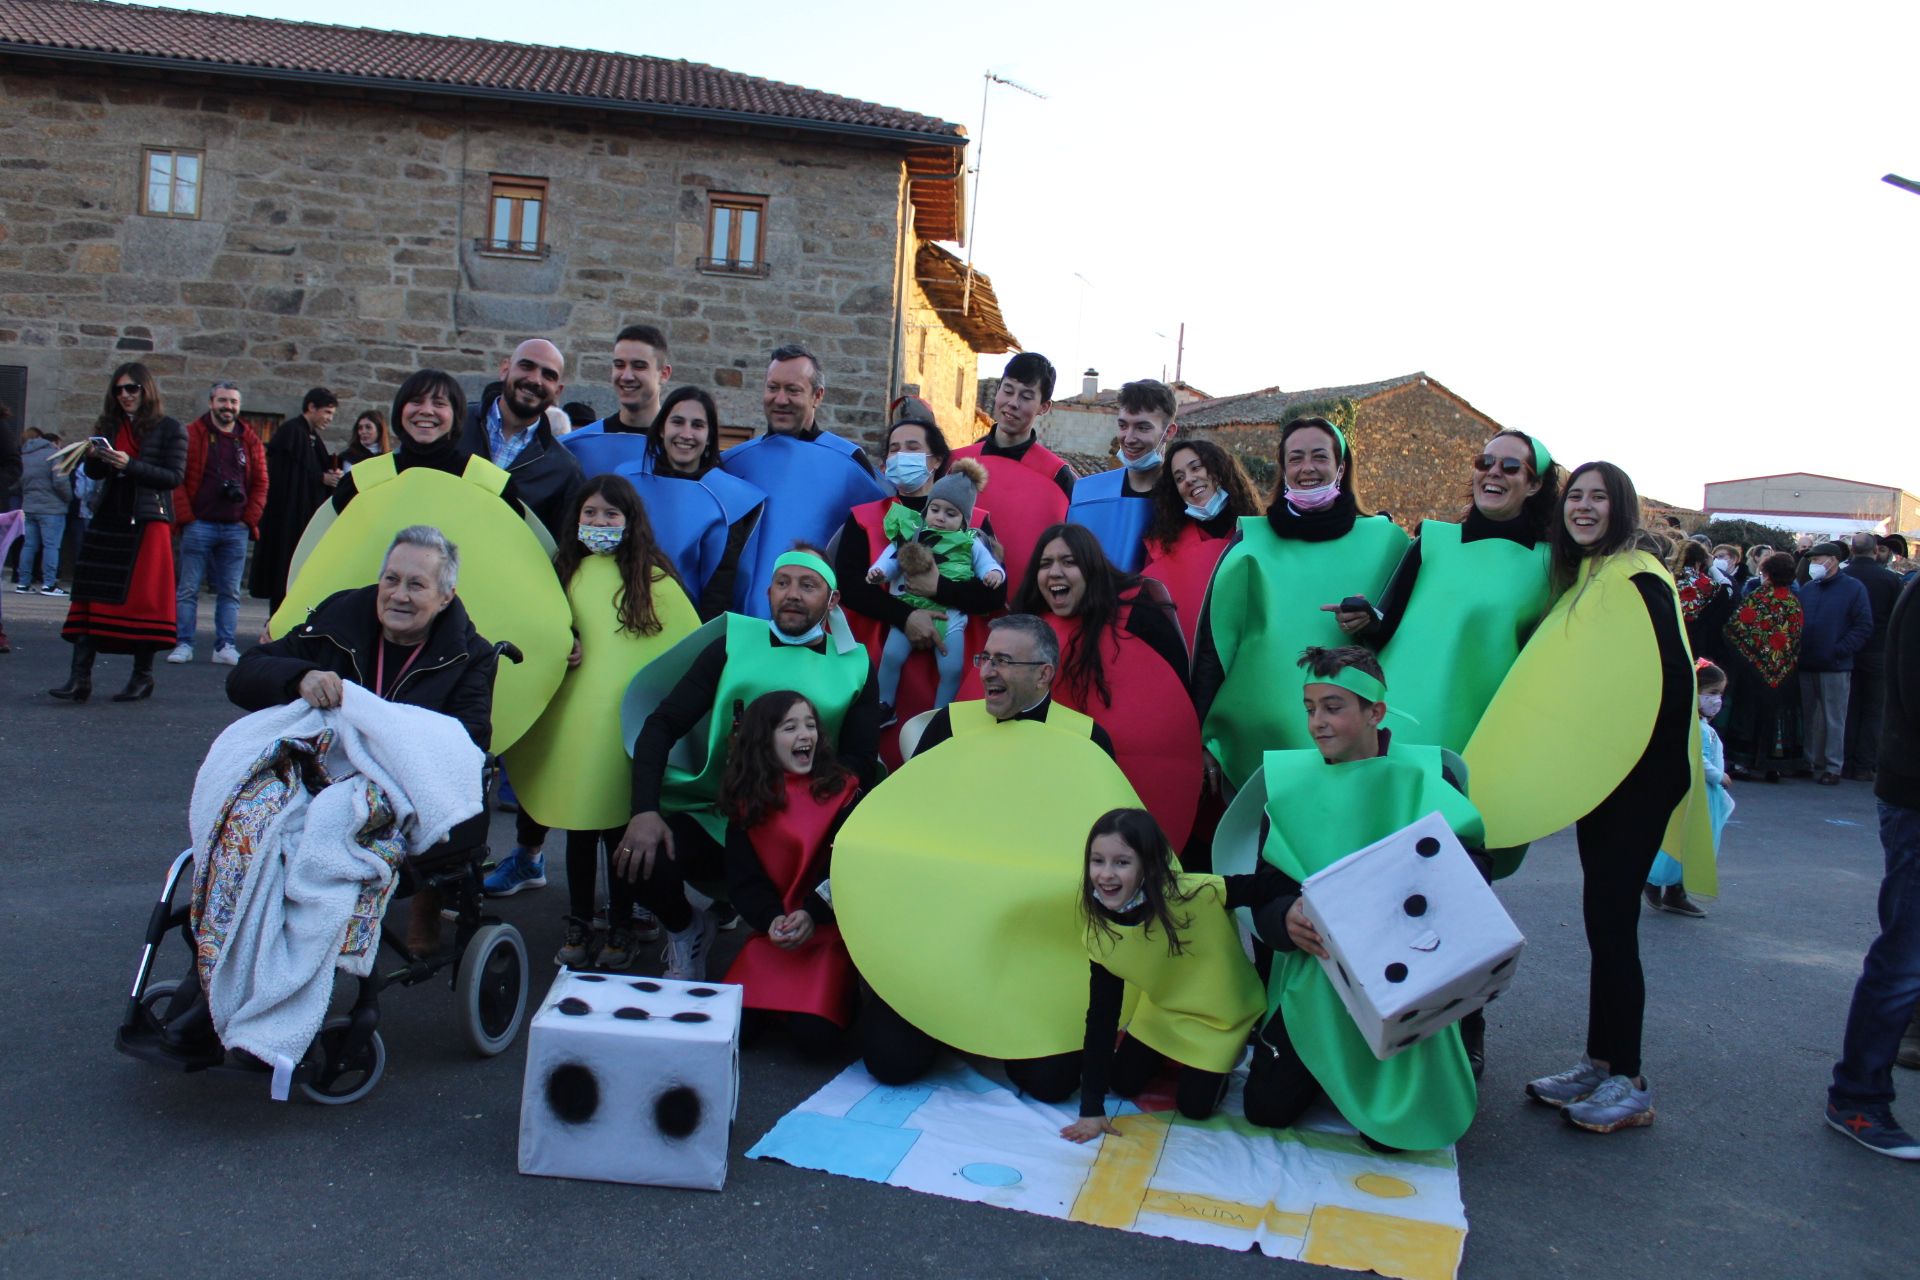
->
[1115, 446, 1163, 474]
[1184, 489, 1229, 521]
[1808, 562, 1830, 581]
[1712, 557, 1731, 574]
[1699, 692, 1724, 718]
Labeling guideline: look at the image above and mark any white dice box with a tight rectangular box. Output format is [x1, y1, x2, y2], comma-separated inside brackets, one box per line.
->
[517, 968, 742, 1189]
[1299, 811, 1525, 1061]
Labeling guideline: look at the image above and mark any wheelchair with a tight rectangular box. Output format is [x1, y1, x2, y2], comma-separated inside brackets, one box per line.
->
[115, 648, 533, 1104]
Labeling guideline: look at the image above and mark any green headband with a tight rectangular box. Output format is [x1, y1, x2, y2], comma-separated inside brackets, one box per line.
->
[1301, 664, 1386, 704]
[773, 550, 837, 591]
[1528, 435, 1553, 476]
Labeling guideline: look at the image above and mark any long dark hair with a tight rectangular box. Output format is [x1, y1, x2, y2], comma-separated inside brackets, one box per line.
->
[551, 474, 684, 635]
[646, 385, 721, 473]
[1144, 439, 1263, 550]
[352, 409, 391, 455]
[884, 417, 952, 479]
[720, 691, 855, 828]
[1079, 808, 1196, 956]
[1551, 461, 1642, 592]
[1464, 429, 1561, 540]
[1012, 522, 1141, 706]
[96, 362, 163, 438]
[1275, 416, 1366, 514]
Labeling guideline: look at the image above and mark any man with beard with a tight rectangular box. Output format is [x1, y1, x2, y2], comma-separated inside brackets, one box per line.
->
[168, 381, 266, 666]
[460, 337, 583, 541]
[615, 545, 879, 980]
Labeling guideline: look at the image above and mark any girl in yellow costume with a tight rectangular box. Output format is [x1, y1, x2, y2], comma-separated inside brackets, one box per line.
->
[1468, 462, 1709, 1135]
[1062, 808, 1268, 1141]
[501, 475, 699, 969]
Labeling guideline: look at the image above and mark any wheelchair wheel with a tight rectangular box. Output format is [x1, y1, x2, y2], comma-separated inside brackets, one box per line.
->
[455, 922, 528, 1057]
[297, 1015, 386, 1105]
[138, 978, 183, 1029]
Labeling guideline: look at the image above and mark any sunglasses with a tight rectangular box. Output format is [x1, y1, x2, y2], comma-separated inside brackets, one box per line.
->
[1472, 454, 1528, 476]
[113, 384, 142, 396]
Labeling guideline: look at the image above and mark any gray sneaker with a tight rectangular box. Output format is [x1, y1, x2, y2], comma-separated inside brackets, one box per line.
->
[1563, 1074, 1655, 1133]
[1525, 1057, 1609, 1107]
[663, 911, 716, 982]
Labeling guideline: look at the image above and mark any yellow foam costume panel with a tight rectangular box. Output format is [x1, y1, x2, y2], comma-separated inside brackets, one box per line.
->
[1464, 551, 1714, 893]
[503, 558, 701, 830]
[834, 710, 1142, 1060]
[269, 459, 572, 752]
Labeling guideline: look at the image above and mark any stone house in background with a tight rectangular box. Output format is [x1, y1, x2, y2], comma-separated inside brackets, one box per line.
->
[1035, 370, 1211, 456]
[0, 0, 1017, 448]
[1174, 372, 1506, 528]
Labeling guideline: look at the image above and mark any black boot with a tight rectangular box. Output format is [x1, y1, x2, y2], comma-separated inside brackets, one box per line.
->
[49, 638, 95, 702]
[1460, 1008, 1486, 1080]
[112, 650, 156, 702]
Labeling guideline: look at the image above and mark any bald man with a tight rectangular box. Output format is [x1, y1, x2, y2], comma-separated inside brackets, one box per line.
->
[461, 337, 583, 541]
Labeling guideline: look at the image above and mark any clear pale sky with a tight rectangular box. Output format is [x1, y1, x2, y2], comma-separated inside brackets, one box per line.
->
[142, 0, 1920, 505]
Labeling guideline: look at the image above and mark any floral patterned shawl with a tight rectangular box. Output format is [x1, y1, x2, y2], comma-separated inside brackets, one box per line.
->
[1723, 584, 1802, 687]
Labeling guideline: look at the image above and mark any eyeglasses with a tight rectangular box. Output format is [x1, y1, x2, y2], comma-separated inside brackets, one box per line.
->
[971, 652, 1048, 670]
[113, 384, 141, 396]
[1472, 454, 1527, 476]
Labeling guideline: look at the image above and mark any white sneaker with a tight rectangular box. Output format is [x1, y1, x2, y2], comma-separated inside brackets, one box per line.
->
[211, 644, 241, 666]
[165, 642, 194, 664]
[662, 912, 716, 982]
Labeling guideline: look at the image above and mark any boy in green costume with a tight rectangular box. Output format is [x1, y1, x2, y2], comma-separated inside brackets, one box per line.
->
[1240, 646, 1488, 1151]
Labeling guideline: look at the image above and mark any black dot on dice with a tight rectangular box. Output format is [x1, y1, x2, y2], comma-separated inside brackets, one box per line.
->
[655, 1084, 702, 1139]
[1415, 837, 1441, 857]
[1403, 894, 1428, 917]
[557, 997, 591, 1016]
[671, 1011, 710, 1023]
[1335, 962, 1351, 988]
[1490, 957, 1513, 975]
[687, 987, 718, 998]
[631, 980, 662, 992]
[1396, 1035, 1419, 1049]
[1399, 1009, 1420, 1022]
[546, 1062, 598, 1125]
[576, 974, 606, 983]
[1484, 987, 1502, 1003]
[613, 1007, 650, 1021]
[1385, 963, 1409, 983]
[1442, 997, 1464, 1011]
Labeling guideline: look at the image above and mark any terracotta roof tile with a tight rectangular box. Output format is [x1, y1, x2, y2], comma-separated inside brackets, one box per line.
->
[0, 0, 965, 142]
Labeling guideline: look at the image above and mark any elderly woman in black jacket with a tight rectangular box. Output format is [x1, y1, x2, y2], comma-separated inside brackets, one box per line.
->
[52, 363, 188, 704]
[229, 524, 498, 954]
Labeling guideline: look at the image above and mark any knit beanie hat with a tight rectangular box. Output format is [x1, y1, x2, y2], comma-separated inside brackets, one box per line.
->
[926, 457, 988, 522]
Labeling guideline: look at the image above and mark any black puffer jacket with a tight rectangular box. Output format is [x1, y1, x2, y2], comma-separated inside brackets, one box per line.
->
[228, 585, 499, 750]
[87, 416, 187, 524]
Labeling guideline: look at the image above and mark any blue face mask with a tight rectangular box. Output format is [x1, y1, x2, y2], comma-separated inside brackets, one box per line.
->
[885, 452, 931, 492]
[1115, 446, 1164, 473]
[1184, 489, 1229, 521]
[770, 617, 826, 646]
[577, 523, 625, 555]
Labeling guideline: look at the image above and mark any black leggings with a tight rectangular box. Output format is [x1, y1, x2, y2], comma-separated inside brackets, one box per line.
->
[626, 812, 724, 934]
[1242, 1007, 1321, 1131]
[743, 1008, 850, 1059]
[515, 810, 548, 850]
[565, 826, 630, 924]
[1109, 1034, 1226, 1121]
[859, 989, 1079, 1101]
[1575, 788, 1677, 1080]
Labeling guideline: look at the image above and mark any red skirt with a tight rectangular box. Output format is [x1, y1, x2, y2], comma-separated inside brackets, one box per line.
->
[63, 521, 176, 654]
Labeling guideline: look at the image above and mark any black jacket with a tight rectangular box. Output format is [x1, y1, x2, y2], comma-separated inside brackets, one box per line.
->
[461, 399, 582, 543]
[251, 415, 334, 600]
[228, 585, 499, 751]
[87, 416, 187, 524]
[1844, 554, 1905, 661]
[1877, 580, 1920, 810]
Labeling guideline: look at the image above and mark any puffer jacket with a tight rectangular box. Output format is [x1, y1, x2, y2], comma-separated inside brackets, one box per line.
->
[85, 416, 187, 525]
[18, 436, 74, 515]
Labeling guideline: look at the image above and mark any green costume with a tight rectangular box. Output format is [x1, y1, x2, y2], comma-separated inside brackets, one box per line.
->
[1378, 521, 1554, 755]
[667, 612, 869, 841]
[1085, 873, 1264, 1073]
[502, 559, 700, 830]
[1259, 744, 1483, 1150]
[879, 510, 986, 641]
[1203, 515, 1408, 788]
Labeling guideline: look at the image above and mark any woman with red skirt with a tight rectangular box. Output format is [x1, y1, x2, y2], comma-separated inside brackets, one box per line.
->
[52, 363, 186, 703]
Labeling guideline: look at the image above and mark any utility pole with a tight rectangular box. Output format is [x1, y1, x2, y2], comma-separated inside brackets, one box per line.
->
[1175, 322, 1185, 384]
[962, 71, 1047, 317]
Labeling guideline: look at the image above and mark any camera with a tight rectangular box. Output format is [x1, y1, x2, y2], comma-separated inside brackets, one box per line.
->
[219, 479, 245, 504]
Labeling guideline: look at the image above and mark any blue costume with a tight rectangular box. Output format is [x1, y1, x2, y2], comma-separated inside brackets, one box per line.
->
[1063, 468, 1154, 574]
[718, 431, 888, 617]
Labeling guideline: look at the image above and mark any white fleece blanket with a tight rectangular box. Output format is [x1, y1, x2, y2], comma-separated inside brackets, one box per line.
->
[188, 683, 484, 1094]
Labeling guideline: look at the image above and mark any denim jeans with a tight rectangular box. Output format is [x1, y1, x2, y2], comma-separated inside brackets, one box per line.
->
[1829, 800, 1920, 1109]
[19, 512, 66, 587]
[176, 520, 249, 649]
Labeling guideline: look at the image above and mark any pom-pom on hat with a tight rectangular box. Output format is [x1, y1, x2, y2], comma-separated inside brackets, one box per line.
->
[927, 457, 989, 523]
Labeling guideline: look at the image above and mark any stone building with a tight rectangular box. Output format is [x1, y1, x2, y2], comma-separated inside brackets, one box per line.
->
[1034, 370, 1212, 456]
[0, 0, 1016, 447]
[1173, 372, 1507, 528]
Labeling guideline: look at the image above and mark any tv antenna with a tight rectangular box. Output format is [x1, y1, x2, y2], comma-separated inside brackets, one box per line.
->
[962, 71, 1048, 317]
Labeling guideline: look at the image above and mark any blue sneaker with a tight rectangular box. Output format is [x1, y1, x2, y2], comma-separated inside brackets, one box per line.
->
[483, 846, 546, 897]
[1826, 1102, 1920, 1160]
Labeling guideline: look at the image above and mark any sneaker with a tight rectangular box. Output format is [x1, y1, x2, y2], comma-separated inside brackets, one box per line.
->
[1660, 886, 1707, 919]
[1563, 1074, 1655, 1133]
[12, 583, 29, 594]
[554, 916, 593, 967]
[713, 905, 742, 932]
[165, 642, 194, 664]
[1642, 885, 1662, 912]
[598, 925, 635, 970]
[630, 906, 661, 943]
[1526, 1057, 1609, 1108]
[211, 643, 241, 666]
[38, 585, 66, 597]
[663, 911, 716, 982]
[1825, 1101, 1920, 1159]
[482, 846, 546, 897]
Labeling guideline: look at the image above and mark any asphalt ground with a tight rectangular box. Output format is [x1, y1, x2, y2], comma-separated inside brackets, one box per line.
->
[0, 592, 1912, 1278]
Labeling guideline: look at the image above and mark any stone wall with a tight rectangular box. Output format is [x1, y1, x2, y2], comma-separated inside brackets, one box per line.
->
[1199, 381, 1505, 529]
[0, 62, 917, 448]
[900, 272, 985, 444]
